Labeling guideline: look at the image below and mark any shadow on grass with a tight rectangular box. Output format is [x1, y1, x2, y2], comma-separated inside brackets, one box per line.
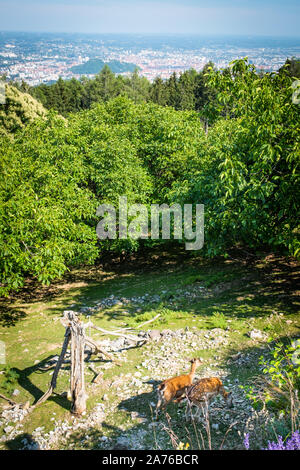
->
[4, 432, 40, 450]
[8, 355, 75, 411]
[0, 305, 27, 327]
[11, 361, 70, 411]
[0, 249, 298, 330]
[9, 352, 122, 412]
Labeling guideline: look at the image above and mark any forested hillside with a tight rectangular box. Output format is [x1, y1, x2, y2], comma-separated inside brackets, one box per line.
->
[12, 58, 300, 117]
[0, 58, 299, 296]
[15, 62, 217, 116]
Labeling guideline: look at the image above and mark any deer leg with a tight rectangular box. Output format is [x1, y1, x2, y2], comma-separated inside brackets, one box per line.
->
[195, 403, 205, 423]
[156, 391, 169, 419]
[195, 407, 201, 422]
[185, 399, 194, 421]
[173, 395, 185, 404]
[156, 392, 164, 418]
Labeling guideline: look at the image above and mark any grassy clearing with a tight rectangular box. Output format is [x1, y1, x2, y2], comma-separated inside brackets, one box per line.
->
[0, 250, 299, 449]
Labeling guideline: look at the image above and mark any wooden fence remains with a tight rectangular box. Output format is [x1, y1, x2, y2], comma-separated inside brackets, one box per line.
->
[0, 310, 159, 415]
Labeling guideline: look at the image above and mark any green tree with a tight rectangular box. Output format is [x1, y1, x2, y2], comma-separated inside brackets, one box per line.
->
[150, 76, 168, 106]
[172, 59, 300, 257]
[279, 57, 300, 79]
[177, 69, 196, 110]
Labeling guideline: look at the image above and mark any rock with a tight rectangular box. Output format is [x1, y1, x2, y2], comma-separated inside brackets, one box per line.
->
[148, 330, 161, 341]
[231, 352, 242, 360]
[149, 422, 158, 428]
[161, 329, 174, 337]
[248, 329, 267, 340]
[60, 390, 72, 400]
[4, 426, 13, 434]
[28, 442, 40, 450]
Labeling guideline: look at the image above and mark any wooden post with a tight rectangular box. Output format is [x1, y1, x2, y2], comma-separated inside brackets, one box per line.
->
[33, 327, 70, 408]
[27, 309, 143, 414]
[68, 312, 87, 415]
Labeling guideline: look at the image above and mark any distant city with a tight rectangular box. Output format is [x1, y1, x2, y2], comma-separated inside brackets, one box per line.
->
[0, 32, 299, 86]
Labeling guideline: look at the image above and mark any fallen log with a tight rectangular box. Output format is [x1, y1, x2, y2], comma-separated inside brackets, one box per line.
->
[87, 322, 140, 344]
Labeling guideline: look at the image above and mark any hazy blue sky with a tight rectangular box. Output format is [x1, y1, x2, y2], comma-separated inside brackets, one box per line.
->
[0, 0, 299, 36]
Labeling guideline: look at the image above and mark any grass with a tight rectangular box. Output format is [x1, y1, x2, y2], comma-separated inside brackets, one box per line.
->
[0, 249, 299, 449]
[182, 270, 239, 288]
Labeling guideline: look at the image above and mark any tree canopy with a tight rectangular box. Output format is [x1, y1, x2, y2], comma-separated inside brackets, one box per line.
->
[0, 59, 299, 295]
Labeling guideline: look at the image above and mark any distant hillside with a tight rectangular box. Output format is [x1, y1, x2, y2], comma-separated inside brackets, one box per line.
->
[71, 59, 138, 75]
[0, 85, 47, 137]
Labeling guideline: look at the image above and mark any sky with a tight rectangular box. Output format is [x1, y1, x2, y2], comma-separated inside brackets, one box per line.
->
[0, 0, 299, 37]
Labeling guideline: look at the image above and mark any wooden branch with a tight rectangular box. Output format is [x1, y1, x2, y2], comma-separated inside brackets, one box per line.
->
[32, 328, 71, 408]
[107, 314, 161, 332]
[84, 336, 122, 366]
[0, 393, 18, 406]
[88, 364, 104, 384]
[134, 313, 161, 329]
[86, 322, 140, 343]
[112, 326, 138, 332]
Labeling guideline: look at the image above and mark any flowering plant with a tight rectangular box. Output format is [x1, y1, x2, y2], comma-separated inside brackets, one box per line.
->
[244, 431, 300, 450]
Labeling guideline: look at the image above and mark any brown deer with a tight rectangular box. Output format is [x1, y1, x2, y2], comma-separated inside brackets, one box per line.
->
[156, 358, 202, 418]
[184, 377, 233, 421]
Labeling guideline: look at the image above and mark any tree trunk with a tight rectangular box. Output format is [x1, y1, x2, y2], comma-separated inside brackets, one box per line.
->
[69, 313, 86, 415]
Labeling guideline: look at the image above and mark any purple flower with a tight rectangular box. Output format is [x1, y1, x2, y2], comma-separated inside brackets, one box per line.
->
[244, 433, 250, 450]
[266, 435, 285, 450]
[265, 431, 300, 450]
[244, 430, 300, 450]
[285, 431, 300, 450]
